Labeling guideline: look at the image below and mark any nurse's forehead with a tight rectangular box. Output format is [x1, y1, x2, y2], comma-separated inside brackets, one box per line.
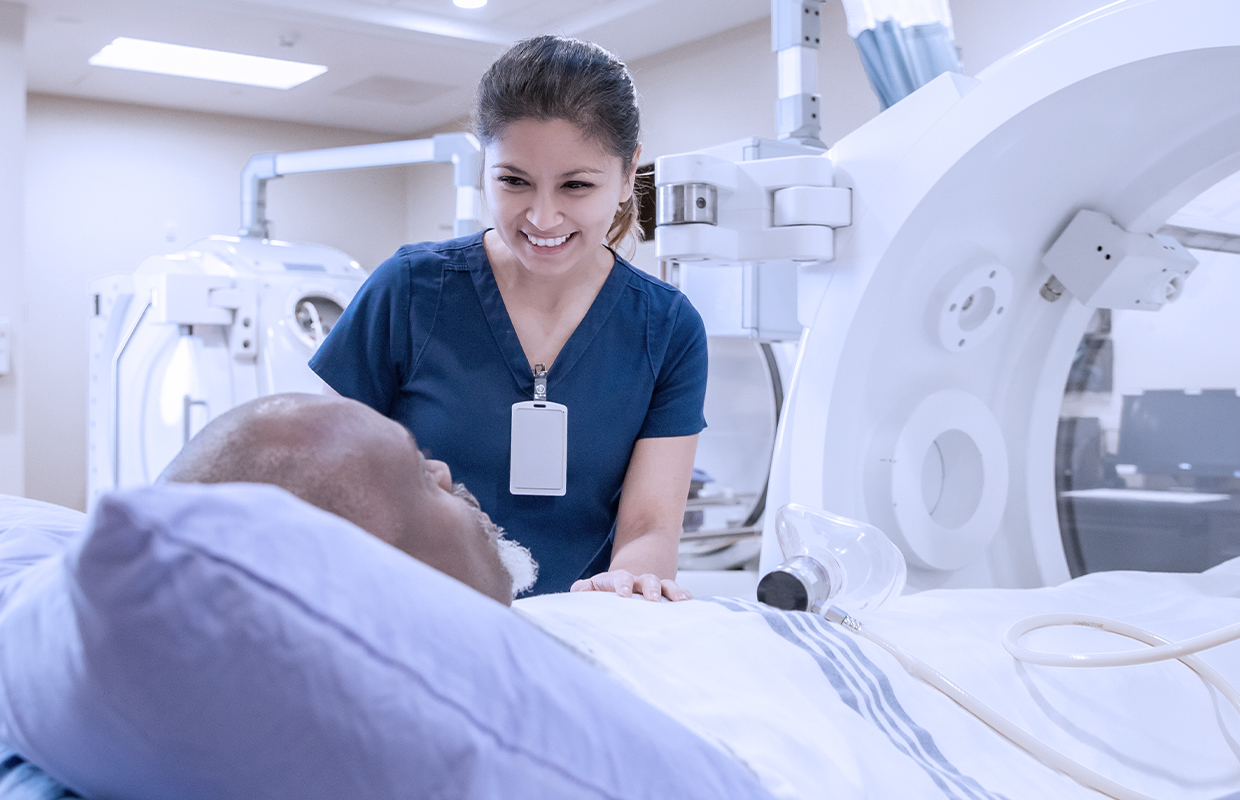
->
[486, 125, 615, 160]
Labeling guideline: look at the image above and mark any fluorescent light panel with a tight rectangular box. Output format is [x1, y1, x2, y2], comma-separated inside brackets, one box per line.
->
[89, 37, 327, 90]
[454, 0, 487, 8]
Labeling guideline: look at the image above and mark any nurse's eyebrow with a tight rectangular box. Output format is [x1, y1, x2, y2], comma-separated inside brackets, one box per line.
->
[491, 163, 606, 178]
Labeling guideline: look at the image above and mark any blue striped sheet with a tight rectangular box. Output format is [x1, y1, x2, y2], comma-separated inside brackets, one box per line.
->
[0, 750, 80, 800]
[708, 597, 1009, 800]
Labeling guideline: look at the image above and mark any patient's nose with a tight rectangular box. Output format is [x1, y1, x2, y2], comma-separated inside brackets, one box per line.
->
[426, 459, 453, 492]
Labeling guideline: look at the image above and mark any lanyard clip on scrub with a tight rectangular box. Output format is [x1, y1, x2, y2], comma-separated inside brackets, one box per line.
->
[510, 362, 568, 496]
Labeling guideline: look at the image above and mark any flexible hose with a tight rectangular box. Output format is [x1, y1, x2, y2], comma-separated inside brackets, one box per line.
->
[823, 605, 1239, 800]
[1005, 613, 1240, 760]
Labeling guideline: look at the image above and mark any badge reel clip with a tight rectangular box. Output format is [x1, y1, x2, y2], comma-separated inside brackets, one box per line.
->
[757, 504, 907, 615]
[510, 363, 568, 496]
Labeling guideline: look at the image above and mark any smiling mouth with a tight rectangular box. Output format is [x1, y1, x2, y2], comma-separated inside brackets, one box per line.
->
[524, 231, 573, 248]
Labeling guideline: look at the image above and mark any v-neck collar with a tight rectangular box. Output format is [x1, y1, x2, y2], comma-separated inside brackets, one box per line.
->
[467, 233, 629, 399]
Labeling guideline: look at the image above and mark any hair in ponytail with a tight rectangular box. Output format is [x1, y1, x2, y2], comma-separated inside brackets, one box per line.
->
[474, 35, 642, 252]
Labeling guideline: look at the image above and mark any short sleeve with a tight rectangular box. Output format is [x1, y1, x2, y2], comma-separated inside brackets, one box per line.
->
[309, 251, 412, 415]
[637, 295, 708, 439]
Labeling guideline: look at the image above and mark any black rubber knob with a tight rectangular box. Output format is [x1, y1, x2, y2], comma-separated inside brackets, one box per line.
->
[757, 570, 810, 611]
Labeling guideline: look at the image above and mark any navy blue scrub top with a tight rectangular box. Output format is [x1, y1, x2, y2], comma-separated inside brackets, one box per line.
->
[309, 232, 708, 595]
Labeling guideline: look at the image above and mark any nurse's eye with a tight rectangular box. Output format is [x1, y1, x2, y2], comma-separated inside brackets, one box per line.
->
[563, 181, 594, 190]
[497, 175, 528, 187]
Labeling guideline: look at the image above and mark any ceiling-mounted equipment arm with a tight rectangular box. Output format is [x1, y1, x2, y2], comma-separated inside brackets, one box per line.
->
[772, 0, 826, 149]
[239, 132, 482, 240]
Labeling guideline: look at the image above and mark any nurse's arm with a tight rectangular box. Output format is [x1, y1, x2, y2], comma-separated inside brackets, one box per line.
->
[570, 434, 697, 602]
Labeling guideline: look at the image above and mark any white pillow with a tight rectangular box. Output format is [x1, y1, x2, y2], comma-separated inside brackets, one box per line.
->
[0, 484, 772, 800]
[0, 496, 85, 589]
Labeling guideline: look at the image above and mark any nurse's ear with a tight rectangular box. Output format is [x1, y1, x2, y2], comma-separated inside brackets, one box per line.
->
[619, 144, 643, 204]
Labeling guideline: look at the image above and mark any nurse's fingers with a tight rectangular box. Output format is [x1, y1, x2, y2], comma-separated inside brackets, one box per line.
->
[612, 571, 636, 598]
[660, 578, 693, 602]
[635, 573, 663, 601]
[569, 570, 640, 598]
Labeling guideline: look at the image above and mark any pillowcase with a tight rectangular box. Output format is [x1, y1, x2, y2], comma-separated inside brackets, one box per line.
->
[0, 483, 773, 800]
[0, 496, 85, 588]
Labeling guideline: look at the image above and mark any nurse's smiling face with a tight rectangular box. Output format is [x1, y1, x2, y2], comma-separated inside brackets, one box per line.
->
[484, 117, 638, 276]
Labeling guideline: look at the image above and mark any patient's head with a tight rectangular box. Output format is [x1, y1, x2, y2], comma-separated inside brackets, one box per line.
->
[159, 393, 537, 606]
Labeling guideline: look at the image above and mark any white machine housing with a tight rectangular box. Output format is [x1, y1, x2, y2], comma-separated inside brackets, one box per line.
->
[88, 236, 365, 506]
[656, 0, 1240, 591]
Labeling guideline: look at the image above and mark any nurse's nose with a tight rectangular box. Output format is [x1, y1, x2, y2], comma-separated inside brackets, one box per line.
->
[426, 458, 453, 492]
[526, 190, 562, 231]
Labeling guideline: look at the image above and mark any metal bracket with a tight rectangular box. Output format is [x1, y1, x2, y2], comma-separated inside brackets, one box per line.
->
[239, 132, 483, 240]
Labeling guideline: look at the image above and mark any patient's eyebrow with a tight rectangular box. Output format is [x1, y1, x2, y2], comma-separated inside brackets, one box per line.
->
[401, 428, 427, 462]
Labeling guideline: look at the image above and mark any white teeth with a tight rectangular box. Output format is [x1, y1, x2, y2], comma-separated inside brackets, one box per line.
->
[526, 233, 569, 247]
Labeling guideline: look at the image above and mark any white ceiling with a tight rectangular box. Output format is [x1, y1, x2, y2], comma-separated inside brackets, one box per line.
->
[22, 0, 771, 135]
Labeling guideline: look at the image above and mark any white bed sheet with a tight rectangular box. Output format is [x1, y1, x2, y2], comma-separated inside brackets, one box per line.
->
[517, 563, 1240, 800]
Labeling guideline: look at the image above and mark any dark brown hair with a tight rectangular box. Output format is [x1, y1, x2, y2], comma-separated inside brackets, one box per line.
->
[474, 35, 642, 250]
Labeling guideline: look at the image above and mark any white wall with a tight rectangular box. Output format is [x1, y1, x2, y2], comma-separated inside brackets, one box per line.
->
[0, 1, 23, 498]
[24, 95, 415, 509]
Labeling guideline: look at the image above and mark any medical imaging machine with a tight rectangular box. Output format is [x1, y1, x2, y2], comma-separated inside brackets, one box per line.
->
[87, 134, 482, 505]
[657, 0, 1240, 591]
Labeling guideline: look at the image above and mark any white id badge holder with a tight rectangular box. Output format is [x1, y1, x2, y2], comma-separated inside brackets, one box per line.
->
[510, 363, 567, 496]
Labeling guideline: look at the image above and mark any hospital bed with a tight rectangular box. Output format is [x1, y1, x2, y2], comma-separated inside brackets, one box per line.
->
[5, 0, 1240, 796]
[0, 483, 1237, 799]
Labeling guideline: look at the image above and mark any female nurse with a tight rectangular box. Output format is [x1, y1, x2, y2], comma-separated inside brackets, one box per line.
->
[310, 35, 706, 602]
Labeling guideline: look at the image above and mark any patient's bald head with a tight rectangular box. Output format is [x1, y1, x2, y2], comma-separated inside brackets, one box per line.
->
[160, 393, 535, 605]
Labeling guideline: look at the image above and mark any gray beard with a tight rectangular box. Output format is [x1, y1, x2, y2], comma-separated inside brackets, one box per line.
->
[453, 483, 539, 597]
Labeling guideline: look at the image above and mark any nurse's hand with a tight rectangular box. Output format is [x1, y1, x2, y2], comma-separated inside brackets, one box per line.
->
[570, 570, 693, 602]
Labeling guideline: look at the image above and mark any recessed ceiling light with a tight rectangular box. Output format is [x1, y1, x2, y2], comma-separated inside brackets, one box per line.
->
[88, 37, 327, 90]
[454, 0, 487, 8]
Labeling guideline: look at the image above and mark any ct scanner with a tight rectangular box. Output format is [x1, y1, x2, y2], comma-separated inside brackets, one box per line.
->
[657, 0, 1240, 591]
[86, 0, 1240, 595]
[87, 134, 483, 506]
[87, 237, 367, 505]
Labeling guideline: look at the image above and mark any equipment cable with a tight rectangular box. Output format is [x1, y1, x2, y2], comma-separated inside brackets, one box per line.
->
[824, 606, 1240, 800]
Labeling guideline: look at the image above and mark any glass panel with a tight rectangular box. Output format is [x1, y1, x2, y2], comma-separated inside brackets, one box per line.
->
[1056, 251, 1240, 575]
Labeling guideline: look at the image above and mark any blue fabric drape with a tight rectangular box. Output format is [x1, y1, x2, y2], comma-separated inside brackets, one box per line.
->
[853, 19, 962, 109]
